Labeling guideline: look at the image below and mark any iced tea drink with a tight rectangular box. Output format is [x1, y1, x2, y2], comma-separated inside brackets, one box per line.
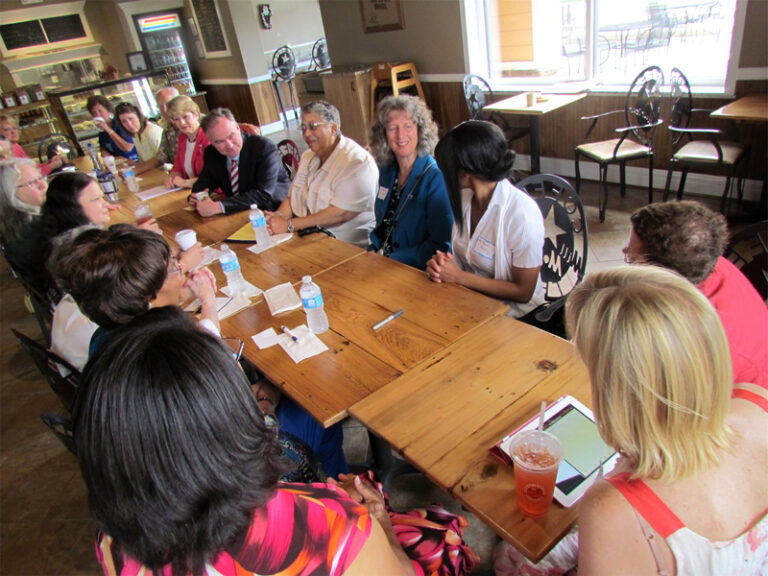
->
[510, 430, 563, 517]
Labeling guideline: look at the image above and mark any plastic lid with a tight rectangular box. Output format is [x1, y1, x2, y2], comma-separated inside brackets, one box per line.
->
[250, 204, 258, 209]
[302, 275, 312, 283]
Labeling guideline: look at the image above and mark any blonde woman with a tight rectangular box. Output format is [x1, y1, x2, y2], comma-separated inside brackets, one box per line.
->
[1, 114, 62, 174]
[568, 266, 767, 575]
[165, 95, 210, 189]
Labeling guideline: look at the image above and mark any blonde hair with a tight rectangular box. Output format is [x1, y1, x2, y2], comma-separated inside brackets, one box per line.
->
[166, 95, 200, 118]
[565, 266, 733, 482]
[0, 114, 20, 129]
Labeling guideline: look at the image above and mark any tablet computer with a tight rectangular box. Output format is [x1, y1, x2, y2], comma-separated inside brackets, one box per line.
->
[491, 395, 619, 507]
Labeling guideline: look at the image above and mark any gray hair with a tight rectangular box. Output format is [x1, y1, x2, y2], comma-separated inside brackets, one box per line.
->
[201, 107, 236, 135]
[0, 158, 38, 243]
[370, 95, 439, 165]
[301, 101, 341, 131]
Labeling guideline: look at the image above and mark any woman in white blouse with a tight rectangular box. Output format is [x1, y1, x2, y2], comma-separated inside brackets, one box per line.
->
[115, 102, 163, 175]
[265, 101, 378, 247]
[426, 120, 545, 318]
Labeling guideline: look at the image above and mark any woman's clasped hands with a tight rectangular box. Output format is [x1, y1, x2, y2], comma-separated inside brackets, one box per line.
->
[426, 250, 463, 284]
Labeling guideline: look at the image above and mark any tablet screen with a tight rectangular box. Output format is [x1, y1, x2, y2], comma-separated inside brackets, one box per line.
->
[544, 405, 615, 495]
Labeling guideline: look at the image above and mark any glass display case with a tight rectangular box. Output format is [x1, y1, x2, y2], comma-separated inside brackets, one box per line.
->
[46, 71, 169, 150]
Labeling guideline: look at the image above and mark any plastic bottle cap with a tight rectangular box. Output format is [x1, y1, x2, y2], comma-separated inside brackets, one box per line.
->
[250, 204, 258, 209]
[302, 275, 312, 283]
[221, 243, 229, 251]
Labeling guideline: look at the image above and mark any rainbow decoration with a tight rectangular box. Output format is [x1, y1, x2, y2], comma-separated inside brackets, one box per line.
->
[138, 14, 180, 32]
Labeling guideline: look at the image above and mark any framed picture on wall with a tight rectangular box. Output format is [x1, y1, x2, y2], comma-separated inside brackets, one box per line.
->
[359, 0, 404, 34]
[189, 0, 231, 59]
[126, 51, 148, 74]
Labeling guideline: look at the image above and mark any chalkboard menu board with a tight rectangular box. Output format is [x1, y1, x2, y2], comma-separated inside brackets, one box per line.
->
[42, 15, 87, 43]
[0, 20, 46, 51]
[190, 0, 229, 56]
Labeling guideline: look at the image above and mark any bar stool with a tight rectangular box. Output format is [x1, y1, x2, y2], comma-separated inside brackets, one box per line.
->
[370, 61, 425, 118]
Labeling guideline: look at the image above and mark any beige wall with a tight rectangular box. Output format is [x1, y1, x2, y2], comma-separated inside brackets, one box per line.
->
[259, 0, 325, 55]
[319, 0, 464, 74]
[739, 0, 767, 68]
[187, 0, 247, 80]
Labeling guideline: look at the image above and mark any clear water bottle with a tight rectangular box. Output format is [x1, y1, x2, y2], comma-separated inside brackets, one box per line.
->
[249, 204, 271, 248]
[122, 167, 139, 193]
[84, 141, 105, 172]
[300, 275, 329, 334]
[219, 243, 248, 295]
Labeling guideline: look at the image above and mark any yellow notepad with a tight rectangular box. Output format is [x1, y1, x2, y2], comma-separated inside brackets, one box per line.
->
[226, 222, 256, 243]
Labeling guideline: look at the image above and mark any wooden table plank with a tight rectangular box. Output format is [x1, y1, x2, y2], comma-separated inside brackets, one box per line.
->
[155, 208, 249, 246]
[710, 93, 768, 122]
[350, 315, 592, 562]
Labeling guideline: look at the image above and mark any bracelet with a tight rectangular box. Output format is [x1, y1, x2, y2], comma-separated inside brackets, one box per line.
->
[287, 218, 295, 233]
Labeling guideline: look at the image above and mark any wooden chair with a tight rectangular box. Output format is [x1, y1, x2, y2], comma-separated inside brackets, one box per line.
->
[663, 67, 750, 213]
[12, 328, 80, 413]
[41, 412, 76, 455]
[574, 65, 664, 222]
[462, 74, 529, 145]
[370, 62, 425, 118]
[725, 221, 767, 301]
[517, 174, 588, 336]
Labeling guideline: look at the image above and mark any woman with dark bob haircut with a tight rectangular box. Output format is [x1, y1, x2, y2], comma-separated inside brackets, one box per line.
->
[74, 309, 416, 576]
[367, 95, 453, 269]
[426, 120, 545, 317]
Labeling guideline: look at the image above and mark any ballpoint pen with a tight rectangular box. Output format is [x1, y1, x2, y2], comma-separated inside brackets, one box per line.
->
[281, 325, 299, 342]
[372, 309, 404, 331]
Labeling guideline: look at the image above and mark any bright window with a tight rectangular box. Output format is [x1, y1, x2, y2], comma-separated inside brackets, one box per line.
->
[469, 0, 738, 91]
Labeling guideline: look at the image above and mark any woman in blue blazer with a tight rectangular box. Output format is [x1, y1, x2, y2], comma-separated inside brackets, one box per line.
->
[368, 95, 453, 270]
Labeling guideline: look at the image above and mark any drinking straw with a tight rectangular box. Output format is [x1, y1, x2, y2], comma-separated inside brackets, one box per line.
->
[538, 400, 547, 431]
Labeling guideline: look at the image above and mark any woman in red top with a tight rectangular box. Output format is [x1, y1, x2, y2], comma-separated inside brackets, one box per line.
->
[165, 95, 209, 189]
[0, 114, 62, 175]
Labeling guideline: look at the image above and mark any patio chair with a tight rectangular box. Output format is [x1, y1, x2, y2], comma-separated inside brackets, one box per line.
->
[574, 65, 664, 222]
[516, 174, 588, 337]
[462, 74, 529, 146]
[12, 328, 80, 413]
[662, 67, 750, 213]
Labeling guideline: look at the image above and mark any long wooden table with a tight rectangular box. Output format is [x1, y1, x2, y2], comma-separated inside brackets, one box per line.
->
[221, 247, 508, 427]
[350, 314, 591, 563]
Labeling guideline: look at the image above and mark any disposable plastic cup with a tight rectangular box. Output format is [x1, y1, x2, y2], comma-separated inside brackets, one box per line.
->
[103, 155, 118, 174]
[510, 430, 563, 517]
[175, 229, 197, 251]
[526, 91, 537, 107]
[132, 202, 152, 225]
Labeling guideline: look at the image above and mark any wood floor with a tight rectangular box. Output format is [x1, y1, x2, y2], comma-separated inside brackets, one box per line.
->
[0, 181, 726, 575]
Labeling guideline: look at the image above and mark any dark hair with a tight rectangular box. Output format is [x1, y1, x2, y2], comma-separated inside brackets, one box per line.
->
[31, 172, 96, 300]
[55, 224, 170, 329]
[73, 307, 284, 576]
[86, 95, 114, 116]
[200, 107, 236, 134]
[630, 200, 728, 284]
[115, 102, 147, 136]
[434, 120, 515, 227]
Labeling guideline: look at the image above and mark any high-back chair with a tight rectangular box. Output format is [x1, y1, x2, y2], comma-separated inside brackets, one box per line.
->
[12, 328, 80, 413]
[516, 174, 588, 335]
[574, 65, 664, 222]
[462, 74, 529, 145]
[663, 67, 750, 213]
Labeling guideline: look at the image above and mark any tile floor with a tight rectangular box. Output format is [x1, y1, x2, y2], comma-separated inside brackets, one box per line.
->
[0, 180, 724, 575]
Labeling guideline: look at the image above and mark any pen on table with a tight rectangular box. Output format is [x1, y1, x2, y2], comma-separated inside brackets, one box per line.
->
[281, 325, 299, 342]
[373, 309, 404, 331]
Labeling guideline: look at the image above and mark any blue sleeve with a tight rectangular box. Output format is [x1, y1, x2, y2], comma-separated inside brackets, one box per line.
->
[389, 167, 453, 270]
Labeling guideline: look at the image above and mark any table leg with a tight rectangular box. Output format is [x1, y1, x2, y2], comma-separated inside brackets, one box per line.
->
[529, 116, 541, 174]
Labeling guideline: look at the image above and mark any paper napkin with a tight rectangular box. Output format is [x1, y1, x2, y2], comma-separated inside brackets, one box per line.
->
[263, 282, 302, 315]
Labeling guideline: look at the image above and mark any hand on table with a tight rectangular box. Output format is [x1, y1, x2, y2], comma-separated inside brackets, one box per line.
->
[136, 217, 161, 234]
[426, 250, 456, 283]
[265, 211, 290, 234]
[178, 242, 203, 272]
[167, 174, 190, 189]
[196, 197, 223, 217]
[47, 156, 63, 171]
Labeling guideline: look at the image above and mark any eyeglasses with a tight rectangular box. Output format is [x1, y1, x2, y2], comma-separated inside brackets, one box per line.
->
[300, 121, 328, 133]
[16, 175, 47, 189]
[168, 255, 183, 275]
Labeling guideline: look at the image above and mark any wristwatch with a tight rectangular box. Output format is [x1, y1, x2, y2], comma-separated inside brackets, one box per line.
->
[287, 218, 295, 233]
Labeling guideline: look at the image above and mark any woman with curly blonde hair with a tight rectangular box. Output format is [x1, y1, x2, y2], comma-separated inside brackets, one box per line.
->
[368, 95, 452, 270]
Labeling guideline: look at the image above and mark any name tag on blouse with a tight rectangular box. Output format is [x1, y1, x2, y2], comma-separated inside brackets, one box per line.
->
[377, 186, 389, 200]
[472, 235, 496, 264]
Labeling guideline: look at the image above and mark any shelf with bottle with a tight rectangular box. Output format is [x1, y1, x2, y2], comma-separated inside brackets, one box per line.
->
[147, 44, 183, 54]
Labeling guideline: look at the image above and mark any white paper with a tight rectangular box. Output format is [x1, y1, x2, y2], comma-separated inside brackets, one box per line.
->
[217, 293, 253, 319]
[136, 185, 182, 201]
[247, 233, 293, 255]
[252, 327, 280, 349]
[220, 281, 263, 299]
[263, 282, 302, 316]
[278, 324, 328, 363]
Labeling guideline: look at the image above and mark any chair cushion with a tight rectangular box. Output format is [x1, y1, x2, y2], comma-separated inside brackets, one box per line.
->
[576, 138, 651, 162]
[672, 140, 746, 165]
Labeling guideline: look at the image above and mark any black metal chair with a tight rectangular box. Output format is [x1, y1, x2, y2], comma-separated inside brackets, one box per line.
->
[725, 221, 767, 301]
[18, 276, 54, 347]
[462, 74, 529, 145]
[12, 329, 80, 413]
[663, 67, 750, 213]
[40, 412, 76, 455]
[517, 174, 588, 336]
[574, 65, 664, 222]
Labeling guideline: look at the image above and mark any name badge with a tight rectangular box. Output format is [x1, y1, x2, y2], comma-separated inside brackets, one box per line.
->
[377, 186, 389, 200]
[471, 235, 496, 264]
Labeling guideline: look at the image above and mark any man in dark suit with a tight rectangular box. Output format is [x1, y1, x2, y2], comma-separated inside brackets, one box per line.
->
[190, 107, 291, 217]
